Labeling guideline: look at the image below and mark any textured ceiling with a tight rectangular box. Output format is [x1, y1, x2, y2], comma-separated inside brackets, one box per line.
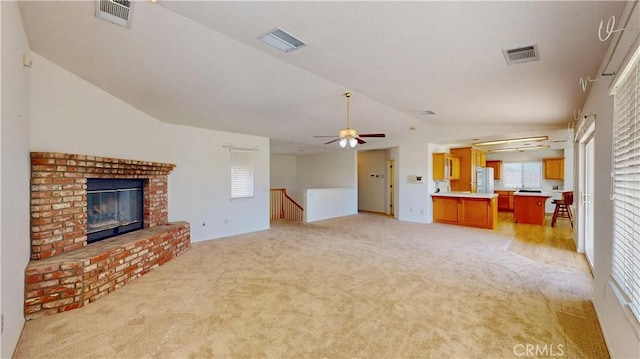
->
[18, 1, 631, 154]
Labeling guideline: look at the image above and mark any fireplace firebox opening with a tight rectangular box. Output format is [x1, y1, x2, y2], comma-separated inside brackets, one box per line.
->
[87, 178, 144, 243]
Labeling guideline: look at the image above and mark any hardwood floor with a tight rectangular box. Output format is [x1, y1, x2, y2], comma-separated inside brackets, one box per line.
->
[495, 211, 590, 272]
[359, 209, 587, 272]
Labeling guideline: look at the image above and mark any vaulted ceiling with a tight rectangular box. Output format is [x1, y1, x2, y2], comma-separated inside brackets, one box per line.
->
[18, 1, 631, 154]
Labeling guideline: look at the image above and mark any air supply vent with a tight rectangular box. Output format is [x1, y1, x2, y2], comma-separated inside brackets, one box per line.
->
[414, 110, 437, 116]
[258, 28, 307, 53]
[502, 44, 539, 65]
[95, 0, 133, 28]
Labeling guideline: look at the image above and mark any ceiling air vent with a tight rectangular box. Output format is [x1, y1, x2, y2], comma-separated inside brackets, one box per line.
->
[258, 28, 307, 53]
[95, 0, 133, 28]
[502, 44, 539, 65]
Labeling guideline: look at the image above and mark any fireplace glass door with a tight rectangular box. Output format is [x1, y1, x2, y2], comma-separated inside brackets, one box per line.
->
[87, 179, 143, 243]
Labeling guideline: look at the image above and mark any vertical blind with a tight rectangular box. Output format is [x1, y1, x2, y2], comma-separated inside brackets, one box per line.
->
[611, 50, 639, 322]
[231, 150, 254, 199]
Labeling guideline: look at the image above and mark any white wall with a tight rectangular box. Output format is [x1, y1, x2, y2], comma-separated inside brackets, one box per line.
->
[269, 154, 299, 202]
[296, 151, 357, 190]
[29, 53, 270, 242]
[304, 188, 357, 222]
[357, 150, 387, 213]
[294, 151, 358, 221]
[1, 2, 32, 357]
[397, 141, 429, 223]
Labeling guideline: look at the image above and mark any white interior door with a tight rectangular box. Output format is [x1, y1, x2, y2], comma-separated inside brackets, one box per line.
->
[584, 137, 595, 268]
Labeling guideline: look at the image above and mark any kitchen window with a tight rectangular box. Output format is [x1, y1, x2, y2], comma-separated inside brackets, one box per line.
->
[503, 162, 542, 189]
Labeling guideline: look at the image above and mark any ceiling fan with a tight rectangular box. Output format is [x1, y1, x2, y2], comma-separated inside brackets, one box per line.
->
[314, 92, 386, 148]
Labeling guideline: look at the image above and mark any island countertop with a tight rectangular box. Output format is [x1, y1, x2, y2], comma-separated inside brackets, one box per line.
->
[431, 192, 498, 229]
[431, 192, 499, 199]
[513, 192, 552, 197]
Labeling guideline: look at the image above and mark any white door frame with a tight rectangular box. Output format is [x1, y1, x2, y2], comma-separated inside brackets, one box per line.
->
[387, 159, 395, 216]
[576, 121, 596, 258]
[583, 135, 595, 269]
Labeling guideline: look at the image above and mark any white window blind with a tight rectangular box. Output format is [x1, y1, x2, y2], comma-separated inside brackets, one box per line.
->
[611, 49, 640, 322]
[231, 150, 254, 199]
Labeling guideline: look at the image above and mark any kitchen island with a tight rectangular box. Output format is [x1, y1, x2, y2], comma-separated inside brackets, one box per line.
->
[431, 192, 498, 229]
[513, 192, 552, 225]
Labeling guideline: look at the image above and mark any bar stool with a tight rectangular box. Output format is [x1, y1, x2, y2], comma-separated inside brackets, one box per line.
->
[551, 191, 573, 228]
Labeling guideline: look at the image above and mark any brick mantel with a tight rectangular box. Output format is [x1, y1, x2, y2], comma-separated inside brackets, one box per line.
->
[26, 152, 190, 319]
[30, 152, 176, 260]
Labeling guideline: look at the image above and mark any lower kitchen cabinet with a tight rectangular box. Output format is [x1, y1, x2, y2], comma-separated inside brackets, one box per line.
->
[432, 194, 498, 229]
[513, 194, 551, 225]
[495, 190, 515, 211]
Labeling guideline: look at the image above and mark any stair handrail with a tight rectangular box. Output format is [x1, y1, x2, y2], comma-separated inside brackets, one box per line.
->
[270, 188, 303, 222]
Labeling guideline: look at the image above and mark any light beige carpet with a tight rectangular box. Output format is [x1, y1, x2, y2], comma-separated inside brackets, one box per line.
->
[14, 213, 607, 358]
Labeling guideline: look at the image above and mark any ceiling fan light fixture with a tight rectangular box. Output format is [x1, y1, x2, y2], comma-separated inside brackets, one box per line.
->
[339, 128, 357, 139]
[339, 138, 348, 148]
[348, 138, 358, 148]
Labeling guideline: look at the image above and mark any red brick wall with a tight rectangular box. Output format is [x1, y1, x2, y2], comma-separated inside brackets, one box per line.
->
[30, 152, 176, 259]
[25, 222, 190, 319]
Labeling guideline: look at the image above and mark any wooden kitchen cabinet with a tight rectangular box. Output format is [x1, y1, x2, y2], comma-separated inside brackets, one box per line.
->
[476, 151, 486, 167]
[433, 153, 460, 180]
[432, 194, 498, 229]
[432, 196, 460, 224]
[513, 194, 551, 225]
[543, 158, 564, 180]
[485, 160, 502, 180]
[450, 147, 487, 193]
[495, 190, 514, 211]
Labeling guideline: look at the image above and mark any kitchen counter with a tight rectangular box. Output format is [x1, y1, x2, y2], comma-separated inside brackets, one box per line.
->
[508, 190, 573, 213]
[431, 192, 498, 229]
[431, 192, 498, 199]
[513, 191, 552, 197]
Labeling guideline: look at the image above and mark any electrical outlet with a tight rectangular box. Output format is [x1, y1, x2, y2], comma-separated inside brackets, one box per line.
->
[420, 209, 424, 215]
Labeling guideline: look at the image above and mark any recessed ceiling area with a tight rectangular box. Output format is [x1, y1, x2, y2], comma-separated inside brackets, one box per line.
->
[17, 1, 629, 154]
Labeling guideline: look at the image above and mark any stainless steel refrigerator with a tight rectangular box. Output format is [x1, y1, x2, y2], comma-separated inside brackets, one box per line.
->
[476, 167, 494, 193]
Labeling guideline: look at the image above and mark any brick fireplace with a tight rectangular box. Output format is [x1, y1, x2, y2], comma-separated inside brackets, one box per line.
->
[25, 152, 191, 319]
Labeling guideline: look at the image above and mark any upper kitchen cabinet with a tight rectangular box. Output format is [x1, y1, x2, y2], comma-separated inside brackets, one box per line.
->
[543, 157, 564, 180]
[485, 160, 502, 180]
[433, 153, 460, 180]
[450, 147, 486, 193]
[475, 151, 486, 167]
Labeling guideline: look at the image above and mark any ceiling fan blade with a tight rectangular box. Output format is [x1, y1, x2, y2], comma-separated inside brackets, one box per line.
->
[356, 137, 367, 144]
[358, 133, 386, 138]
[324, 138, 340, 145]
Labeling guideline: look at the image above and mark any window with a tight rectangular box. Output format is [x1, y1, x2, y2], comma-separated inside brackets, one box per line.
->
[503, 162, 542, 189]
[231, 150, 254, 199]
[611, 49, 639, 323]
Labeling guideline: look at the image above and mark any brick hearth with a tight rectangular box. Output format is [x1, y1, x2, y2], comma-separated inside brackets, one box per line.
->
[25, 152, 191, 319]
